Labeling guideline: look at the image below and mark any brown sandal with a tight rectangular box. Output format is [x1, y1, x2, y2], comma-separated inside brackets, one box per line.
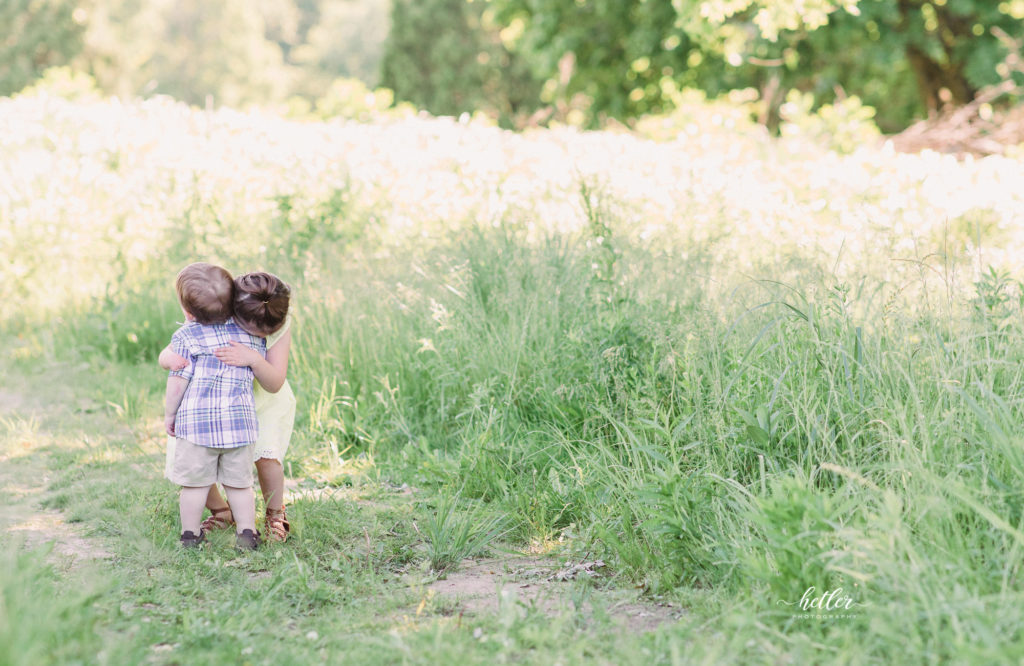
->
[200, 507, 235, 531]
[265, 507, 290, 542]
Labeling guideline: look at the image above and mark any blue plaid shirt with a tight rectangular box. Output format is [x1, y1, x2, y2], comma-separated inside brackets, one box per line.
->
[169, 319, 266, 449]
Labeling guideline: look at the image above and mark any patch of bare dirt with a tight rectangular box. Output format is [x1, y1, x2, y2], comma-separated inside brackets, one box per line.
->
[427, 556, 682, 633]
[8, 510, 113, 563]
[0, 450, 114, 566]
[0, 390, 30, 416]
[0, 376, 114, 567]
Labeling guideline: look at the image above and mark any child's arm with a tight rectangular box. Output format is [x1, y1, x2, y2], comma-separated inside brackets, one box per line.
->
[214, 330, 291, 393]
[158, 345, 189, 371]
[164, 375, 189, 436]
[164, 327, 194, 434]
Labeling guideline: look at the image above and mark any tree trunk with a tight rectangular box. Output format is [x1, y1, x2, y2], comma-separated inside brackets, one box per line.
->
[897, 0, 977, 114]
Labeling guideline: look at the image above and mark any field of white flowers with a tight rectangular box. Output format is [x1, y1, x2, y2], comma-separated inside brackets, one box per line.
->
[4, 89, 1023, 321]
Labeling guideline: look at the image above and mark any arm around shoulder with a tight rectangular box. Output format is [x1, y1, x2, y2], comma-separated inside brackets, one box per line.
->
[212, 330, 290, 393]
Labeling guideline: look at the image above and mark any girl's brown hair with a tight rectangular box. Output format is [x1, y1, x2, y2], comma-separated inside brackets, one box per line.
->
[232, 272, 291, 336]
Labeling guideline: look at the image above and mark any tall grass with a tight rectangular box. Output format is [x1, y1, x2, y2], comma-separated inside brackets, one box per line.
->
[289, 227, 1024, 659]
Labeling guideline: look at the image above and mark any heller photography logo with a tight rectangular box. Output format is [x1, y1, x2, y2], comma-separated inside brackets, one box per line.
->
[776, 582, 869, 620]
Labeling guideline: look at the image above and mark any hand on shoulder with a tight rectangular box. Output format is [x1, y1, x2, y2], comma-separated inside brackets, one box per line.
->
[214, 340, 262, 367]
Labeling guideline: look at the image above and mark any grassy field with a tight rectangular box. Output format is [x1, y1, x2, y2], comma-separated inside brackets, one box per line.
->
[3, 88, 1024, 664]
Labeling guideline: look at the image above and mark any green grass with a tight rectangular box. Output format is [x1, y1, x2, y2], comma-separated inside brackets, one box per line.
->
[1, 363, 699, 665]
[420, 492, 507, 572]
[0, 542, 108, 666]
[10, 226, 1024, 662]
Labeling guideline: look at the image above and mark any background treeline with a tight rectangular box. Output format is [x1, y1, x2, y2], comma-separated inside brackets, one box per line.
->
[5, 0, 1023, 131]
[3, 0, 390, 108]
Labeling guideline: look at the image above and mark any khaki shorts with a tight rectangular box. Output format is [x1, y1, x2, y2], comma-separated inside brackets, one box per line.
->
[167, 437, 254, 488]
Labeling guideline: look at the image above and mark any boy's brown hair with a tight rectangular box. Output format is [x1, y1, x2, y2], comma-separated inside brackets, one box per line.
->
[233, 272, 290, 336]
[175, 262, 234, 324]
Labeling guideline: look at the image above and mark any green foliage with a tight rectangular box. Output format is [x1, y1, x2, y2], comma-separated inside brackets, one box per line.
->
[291, 0, 390, 88]
[5, 0, 1020, 131]
[380, 0, 542, 125]
[489, 0, 1024, 129]
[57, 285, 179, 364]
[421, 493, 506, 572]
[15, 66, 99, 99]
[779, 90, 881, 153]
[637, 469, 729, 585]
[771, 0, 1024, 130]
[0, 0, 84, 96]
[142, 0, 289, 107]
[306, 77, 414, 122]
[78, 0, 291, 106]
[4, 0, 394, 109]
[0, 542, 106, 666]
[742, 475, 852, 602]
[490, 0, 708, 124]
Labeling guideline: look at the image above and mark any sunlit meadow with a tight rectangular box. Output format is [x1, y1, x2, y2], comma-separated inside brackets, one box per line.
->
[4, 83, 1024, 662]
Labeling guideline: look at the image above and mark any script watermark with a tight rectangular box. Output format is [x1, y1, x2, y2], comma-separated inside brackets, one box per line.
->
[776, 585, 868, 620]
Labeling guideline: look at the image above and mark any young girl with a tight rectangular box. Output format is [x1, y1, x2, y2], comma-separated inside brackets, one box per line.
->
[161, 271, 296, 541]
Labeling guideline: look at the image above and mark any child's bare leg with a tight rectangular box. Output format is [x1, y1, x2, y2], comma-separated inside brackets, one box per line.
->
[222, 485, 256, 533]
[255, 458, 285, 511]
[205, 485, 231, 517]
[180, 485, 212, 533]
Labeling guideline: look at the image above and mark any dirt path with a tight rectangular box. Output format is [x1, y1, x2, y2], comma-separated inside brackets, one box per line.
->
[427, 556, 681, 631]
[0, 364, 682, 635]
[0, 381, 113, 566]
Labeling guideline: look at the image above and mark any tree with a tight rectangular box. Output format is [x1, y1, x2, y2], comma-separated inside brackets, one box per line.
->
[146, 0, 290, 107]
[0, 0, 84, 96]
[487, 0, 1024, 129]
[76, 0, 296, 107]
[77, 0, 164, 99]
[296, 0, 390, 88]
[499, 0, 703, 120]
[718, 0, 1024, 129]
[380, 0, 541, 125]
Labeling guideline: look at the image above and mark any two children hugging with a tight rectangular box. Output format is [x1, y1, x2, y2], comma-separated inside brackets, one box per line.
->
[161, 262, 297, 549]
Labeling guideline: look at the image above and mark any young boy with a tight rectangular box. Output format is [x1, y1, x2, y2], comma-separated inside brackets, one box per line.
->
[163, 262, 266, 550]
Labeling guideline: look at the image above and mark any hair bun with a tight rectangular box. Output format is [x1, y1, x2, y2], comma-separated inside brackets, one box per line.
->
[233, 271, 291, 336]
